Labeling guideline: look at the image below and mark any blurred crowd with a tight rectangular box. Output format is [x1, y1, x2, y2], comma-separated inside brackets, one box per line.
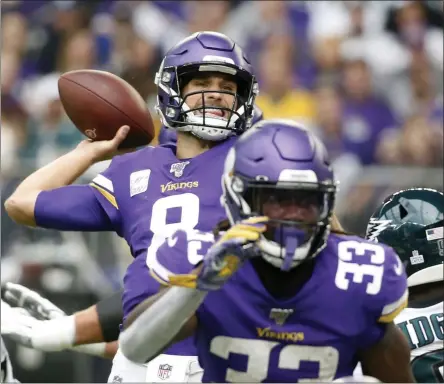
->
[2, 0, 443, 258]
[0, 1, 443, 254]
[2, 0, 443, 177]
[0, 2, 442, 381]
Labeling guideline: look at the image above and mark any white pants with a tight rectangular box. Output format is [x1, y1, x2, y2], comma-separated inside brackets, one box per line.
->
[108, 348, 203, 383]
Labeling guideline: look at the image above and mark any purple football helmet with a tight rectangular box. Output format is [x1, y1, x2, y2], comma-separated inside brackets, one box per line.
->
[158, 125, 177, 146]
[222, 119, 337, 270]
[158, 104, 264, 146]
[155, 31, 258, 141]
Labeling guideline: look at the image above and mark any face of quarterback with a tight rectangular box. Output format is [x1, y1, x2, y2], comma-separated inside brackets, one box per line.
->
[181, 72, 238, 120]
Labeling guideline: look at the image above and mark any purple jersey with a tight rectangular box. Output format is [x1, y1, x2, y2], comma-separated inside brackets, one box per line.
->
[91, 138, 234, 354]
[33, 138, 235, 356]
[151, 231, 408, 382]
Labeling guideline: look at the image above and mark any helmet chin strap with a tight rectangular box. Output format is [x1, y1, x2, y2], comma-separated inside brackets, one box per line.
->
[178, 101, 239, 141]
[187, 115, 235, 140]
[280, 228, 300, 271]
[258, 234, 313, 271]
[274, 226, 310, 271]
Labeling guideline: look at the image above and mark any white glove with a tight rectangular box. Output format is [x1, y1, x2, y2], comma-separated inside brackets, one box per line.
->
[2, 283, 107, 357]
[1, 300, 34, 335]
[1, 299, 75, 352]
[2, 282, 65, 320]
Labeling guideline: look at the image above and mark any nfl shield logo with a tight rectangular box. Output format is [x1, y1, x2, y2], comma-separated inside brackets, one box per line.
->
[158, 364, 172, 380]
[270, 308, 294, 325]
[170, 161, 189, 178]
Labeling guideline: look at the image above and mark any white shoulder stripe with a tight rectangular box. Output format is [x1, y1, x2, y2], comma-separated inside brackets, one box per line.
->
[92, 174, 114, 193]
[381, 288, 409, 316]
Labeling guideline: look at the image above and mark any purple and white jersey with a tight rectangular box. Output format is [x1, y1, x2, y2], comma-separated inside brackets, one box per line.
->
[150, 231, 409, 382]
[91, 139, 234, 355]
[33, 137, 235, 356]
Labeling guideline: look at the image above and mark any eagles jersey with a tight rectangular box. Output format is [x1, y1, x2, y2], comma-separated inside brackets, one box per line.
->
[150, 231, 409, 382]
[396, 302, 443, 383]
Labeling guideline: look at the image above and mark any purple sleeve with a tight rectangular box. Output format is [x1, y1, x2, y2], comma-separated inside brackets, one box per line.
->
[360, 246, 408, 349]
[88, 156, 126, 224]
[373, 246, 408, 323]
[35, 185, 122, 234]
[146, 229, 215, 285]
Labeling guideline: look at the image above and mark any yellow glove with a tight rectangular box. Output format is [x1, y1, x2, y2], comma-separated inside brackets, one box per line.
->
[169, 216, 268, 290]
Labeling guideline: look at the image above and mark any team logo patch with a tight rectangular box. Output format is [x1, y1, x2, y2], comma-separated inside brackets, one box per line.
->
[130, 169, 151, 197]
[366, 219, 392, 242]
[111, 375, 123, 383]
[410, 250, 424, 265]
[158, 363, 173, 380]
[270, 308, 294, 326]
[170, 161, 189, 178]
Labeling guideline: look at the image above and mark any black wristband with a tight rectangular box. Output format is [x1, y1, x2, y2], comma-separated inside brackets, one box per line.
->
[96, 289, 124, 342]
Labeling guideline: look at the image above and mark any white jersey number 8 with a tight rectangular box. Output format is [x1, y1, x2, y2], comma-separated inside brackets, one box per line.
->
[146, 193, 203, 270]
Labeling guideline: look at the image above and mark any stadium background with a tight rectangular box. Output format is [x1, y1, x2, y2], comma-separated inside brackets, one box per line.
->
[1, 0, 442, 382]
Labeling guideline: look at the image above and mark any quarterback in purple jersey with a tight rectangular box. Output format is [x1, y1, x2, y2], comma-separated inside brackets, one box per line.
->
[120, 120, 415, 383]
[5, 31, 259, 382]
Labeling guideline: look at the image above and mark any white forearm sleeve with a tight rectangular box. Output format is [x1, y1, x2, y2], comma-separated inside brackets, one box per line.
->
[70, 342, 107, 357]
[119, 287, 207, 364]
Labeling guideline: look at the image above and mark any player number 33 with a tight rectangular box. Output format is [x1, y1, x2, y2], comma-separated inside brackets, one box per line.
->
[335, 241, 386, 295]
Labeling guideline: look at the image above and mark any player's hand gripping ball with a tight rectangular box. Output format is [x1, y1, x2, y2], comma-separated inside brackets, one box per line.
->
[58, 69, 155, 149]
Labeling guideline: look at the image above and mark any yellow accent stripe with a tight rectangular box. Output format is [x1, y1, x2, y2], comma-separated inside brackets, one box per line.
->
[378, 299, 408, 323]
[149, 269, 170, 287]
[90, 183, 118, 209]
[168, 274, 198, 289]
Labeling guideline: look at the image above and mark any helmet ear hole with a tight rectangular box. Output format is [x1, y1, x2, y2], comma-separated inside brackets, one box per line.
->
[399, 204, 408, 219]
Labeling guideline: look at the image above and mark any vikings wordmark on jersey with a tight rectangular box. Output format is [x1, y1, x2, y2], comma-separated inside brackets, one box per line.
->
[150, 230, 408, 382]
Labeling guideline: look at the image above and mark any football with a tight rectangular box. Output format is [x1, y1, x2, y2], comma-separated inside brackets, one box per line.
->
[58, 69, 155, 149]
